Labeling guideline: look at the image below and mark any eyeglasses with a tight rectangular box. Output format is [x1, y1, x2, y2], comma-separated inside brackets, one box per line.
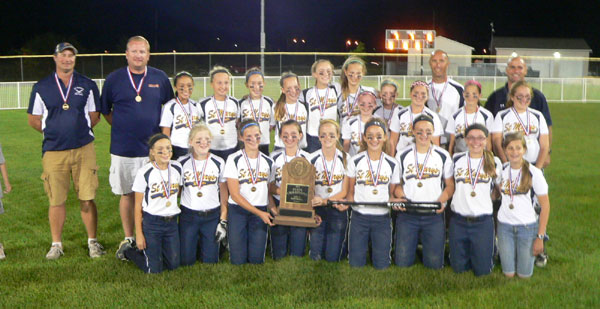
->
[515, 95, 531, 102]
[466, 136, 486, 142]
[414, 131, 433, 137]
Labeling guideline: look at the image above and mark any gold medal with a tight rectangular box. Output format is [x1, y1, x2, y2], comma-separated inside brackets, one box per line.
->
[166, 201, 172, 207]
[509, 203, 514, 210]
[251, 186, 257, 192]
[417, 182, 423, 188]
[220, 129, 225, 135]
[197, 192, 203, 198]
[372, 189, 378, 195]
[327, 187, 333, 193]
[470, 191, 476, 197]
[62, 103, 69, 110]
[135, 95, 142, 102]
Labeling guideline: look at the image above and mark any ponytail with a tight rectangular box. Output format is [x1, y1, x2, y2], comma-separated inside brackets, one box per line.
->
[276, 71, 300, 121]
[518, 160, 532, 192]
[483, 150, 497, 178]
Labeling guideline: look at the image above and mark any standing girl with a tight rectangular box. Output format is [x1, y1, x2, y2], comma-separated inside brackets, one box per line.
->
[373, 79, 400, 133]
[178, 125, 227, 265]
[269, 120, 311, 259]
[446, 80, 494, 157]
[449, 124, 502, 276]
[239, 67, 275, 155]
[301, 59, 340, 153]
[394, 115, 454, 269]
[124, 134, 182, 273]
[497, 132, 550, 278]
[0, 143, 12, 260]
[160, 71, 201, 159]
[273, 72, 308, 151]
[309, 119, 350, 262]
[389, 81, 443, 156]
[342, 91, 377, 157]
[224, 120, 275, 264]
[338, 57, 375, 126]
[346, 118, 400, 269]
[198, 66, 240, 161]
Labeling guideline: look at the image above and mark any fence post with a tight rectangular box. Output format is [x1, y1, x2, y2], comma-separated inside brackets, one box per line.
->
[209, 54, 211, 73]
[280, 54, 282, 76]
[540, 78, 543, 93]
[20, 57, 24, 81]
[561, 78, 564, 102]
[402, 76, 406, 100]
[100, 55, 104, 79]
[583, 78, 586, 103]
[17, 82, 21, 108]
[382, 55, 385, 75]
[203, 77, 207, 98]
[173, 51, 176, 76]
[245, 54, 248, 72]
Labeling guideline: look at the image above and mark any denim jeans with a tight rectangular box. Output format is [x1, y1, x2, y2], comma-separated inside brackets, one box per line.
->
[228, 203, 268, 265]
[304, 134, 322, 153]
[348, 211, 392, 269]
[448, 213, 495, 276]
[394, 212, 445, 269]
[309, 206, 349, 262]
[125, 212, 180, 273]
[179, 206, 220, 265]
[497, 221, 538, 277]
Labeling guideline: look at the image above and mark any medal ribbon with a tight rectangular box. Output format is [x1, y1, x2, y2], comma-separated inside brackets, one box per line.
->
[191, 154, 209, 190]
[321, 149, 337, 186]
[366, 152, 384, 187]
[431, 81, 448, 112]
[511, 107, 530, 136]
[242, 150, 260, 186]
[467, 152, 484, 193]
[251, 97, 263, 123]
[383, 105, 396, 128]
[508, 167, 522, 205]
[152, 162, 172, 200]
[127, 66, 147, 98]
[414, 145, 432, 183]
[211, 96, 227, 128]
[285, 101, 299, 121]
[463, 107, 479, 135]
[175, 98, 193, 129]
[315, 86, 330, 117]
[54, 73, 73, 105]
[346, 86, 361, 118]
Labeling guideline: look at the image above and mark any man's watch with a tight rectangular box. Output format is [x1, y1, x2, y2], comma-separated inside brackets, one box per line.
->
[537, 234, 549, 241]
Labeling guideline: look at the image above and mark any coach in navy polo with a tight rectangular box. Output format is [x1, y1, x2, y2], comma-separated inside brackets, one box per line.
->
[27, 42, 106, 260]
[100, 35, 174, 259]
[485, 56, 553, 166]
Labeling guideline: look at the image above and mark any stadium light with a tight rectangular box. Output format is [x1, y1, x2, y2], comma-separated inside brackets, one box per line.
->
[385, 30, 435, 51]
[292, 38, 297, 43]
[346, 40, 351, 46]
[553, 51, 561, 59]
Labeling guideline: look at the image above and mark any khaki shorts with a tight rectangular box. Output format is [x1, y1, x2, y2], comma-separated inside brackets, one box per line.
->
[109, 155, 148, 195]
[41, 142, 98, 206]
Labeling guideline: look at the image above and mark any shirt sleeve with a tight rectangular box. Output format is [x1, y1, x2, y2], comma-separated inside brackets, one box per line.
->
[531, 166, 549, 196]
[389, 111, 401, 133]
[346, 156, 356, 178]
[131, 168, 148, 193]
[390, 158, 400, 184]
[445, 115, 455, 135]
[100, 76, 113, 115]
[537, 113, 549, 135]
[433, 114, 444, 137]
[443, 153, 454, 179]
[159, 103, 174, 128]
[494, 157, 503, 185]
[88, 81, 101, 113]
[491, 114, 503, 134]
[341, 119, 351, 140]
[27, 83, 44, 115]
[223, 155, 238, 179]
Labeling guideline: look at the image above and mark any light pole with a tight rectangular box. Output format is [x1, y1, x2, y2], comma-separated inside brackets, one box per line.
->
[260, 0, 265, 72]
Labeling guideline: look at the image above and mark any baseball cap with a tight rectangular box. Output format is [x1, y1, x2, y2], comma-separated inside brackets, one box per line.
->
[54, 42, 78, 55]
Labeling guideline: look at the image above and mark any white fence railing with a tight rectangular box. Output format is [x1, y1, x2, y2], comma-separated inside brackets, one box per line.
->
[2, 75, 599, 110]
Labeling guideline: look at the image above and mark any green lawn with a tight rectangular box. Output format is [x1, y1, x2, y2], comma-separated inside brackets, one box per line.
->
[0, 104, 599, 307]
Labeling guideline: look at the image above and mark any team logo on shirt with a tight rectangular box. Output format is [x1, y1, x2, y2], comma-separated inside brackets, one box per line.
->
[241, 109, 270, 122]
[174, 115, 200, 129]
[504, 123, 539, 135]
[499, 179, 528, 195]
[238, 169, 269, 185]
[398, 123, 414, 137]
[404, 163, 440, 180]
[454, 124, 466, 137]
[149, 183, 180, 199]
[308, 98, 336, 112]
[356, 169, 390, 185]
[207, 110, 237, 124]
[183, 170, 218, 187]
[281, 114, 307, 125]
[74, 87, 85, 96]
[315, 172, 344, 186]
[454, 168, 493, 184]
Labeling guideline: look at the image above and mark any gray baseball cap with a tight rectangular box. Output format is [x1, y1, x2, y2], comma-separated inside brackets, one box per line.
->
[54, 42, 78, 55]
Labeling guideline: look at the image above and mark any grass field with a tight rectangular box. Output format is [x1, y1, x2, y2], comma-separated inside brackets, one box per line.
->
[0, 104, 599, 307]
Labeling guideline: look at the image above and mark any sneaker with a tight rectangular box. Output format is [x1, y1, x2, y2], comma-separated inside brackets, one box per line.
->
[535, 253, 548, 267]
[116, 239, 134, 260]
[88, 240, 106, 258]
[46, 244, 64, 260]
[0, 243, 5, 260]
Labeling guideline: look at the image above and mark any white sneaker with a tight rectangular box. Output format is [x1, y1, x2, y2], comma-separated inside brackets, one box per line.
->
[88, 240, 106, 258]
[0, 243, 5, 260]
[46, 244, 64, 260]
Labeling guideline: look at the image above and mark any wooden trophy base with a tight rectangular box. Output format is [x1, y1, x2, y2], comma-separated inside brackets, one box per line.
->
[273, 215, 318, 228]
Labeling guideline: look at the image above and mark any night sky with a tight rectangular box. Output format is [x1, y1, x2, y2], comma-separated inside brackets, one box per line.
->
[1, 0, 599, 55]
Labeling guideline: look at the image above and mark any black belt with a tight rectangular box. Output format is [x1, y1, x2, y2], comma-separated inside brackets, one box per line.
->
[183, 206, 220, 217]
[453, 213, 491, 223]
[144, 212, 179, 222]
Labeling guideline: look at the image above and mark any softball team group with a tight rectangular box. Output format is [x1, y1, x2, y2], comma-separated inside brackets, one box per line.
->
[120, 56, 550, 278]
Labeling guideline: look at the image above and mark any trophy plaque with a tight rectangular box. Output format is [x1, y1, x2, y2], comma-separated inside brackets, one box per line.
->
[273, 157, 318, 228]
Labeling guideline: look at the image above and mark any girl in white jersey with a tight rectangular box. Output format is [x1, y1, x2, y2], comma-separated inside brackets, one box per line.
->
[160, 71, 201, 160]
[446, 80, 494, 156]
[124, 133, 182, 273]
[347, 118, 400, 269]
[302, 59, 340, 153]
[273, 72, 308, 151]
[178, 125, 227, 266]
[389, 81, 443, 156]
[373, 79, 401, 133]
[492, 81, 549, 169]
[239, 67, 275, 155]
[338, 57, 375, 126]
[198, 66, 240, 161]
[309, 119, 350, 262]
[225, 120, 275, 265]
[393, 115, 454, 269]
[342, 91, 377, 157]
[269, 120, 311, 259]
[449, 123, 502, 276]
[497, 132, 550, 278]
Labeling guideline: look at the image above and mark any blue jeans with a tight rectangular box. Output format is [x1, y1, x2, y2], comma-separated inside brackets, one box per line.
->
[228, 203, 268, 265]
[270, 199, 308, 259]
[211, 147, 237, 162]
[348, 211, 392, 269]
[304, 134, 322, 153]
[125, 212, 180, 273]
[310, 206, 348, 262]
[394, 212, 445, 269]
[179, 206, 220, 265]
[497, 221, 538, 277]
[449, 213, 495, 276]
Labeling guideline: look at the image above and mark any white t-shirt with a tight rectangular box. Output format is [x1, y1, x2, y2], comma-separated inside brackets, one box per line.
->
[427, 78, 464, 144]
[395, 144, 453, 203]
[373, 105, 401, 133]
[239, 96, 275, 146]
[491, 107, 549, 164]
[269, 149, 311, 201]
[273, 100, 309, 149]
[300, 84, 340, 137]
[198, 96, 240, 150]
[132, 161, 182, 217]
[498, 162, 548, 225]
[445, 106, 494, 154]
[341, 115, 368, 157]
[389, 106, 444, 153]
[347, 151, 400, 215]
[224, 150, 274, 206]
[310, 149, 348, 199]
[337, 85, 376, 126]
[451, 152, 502, 217]
[178, 154, 225, 211]
[159, 98, 202, 149]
